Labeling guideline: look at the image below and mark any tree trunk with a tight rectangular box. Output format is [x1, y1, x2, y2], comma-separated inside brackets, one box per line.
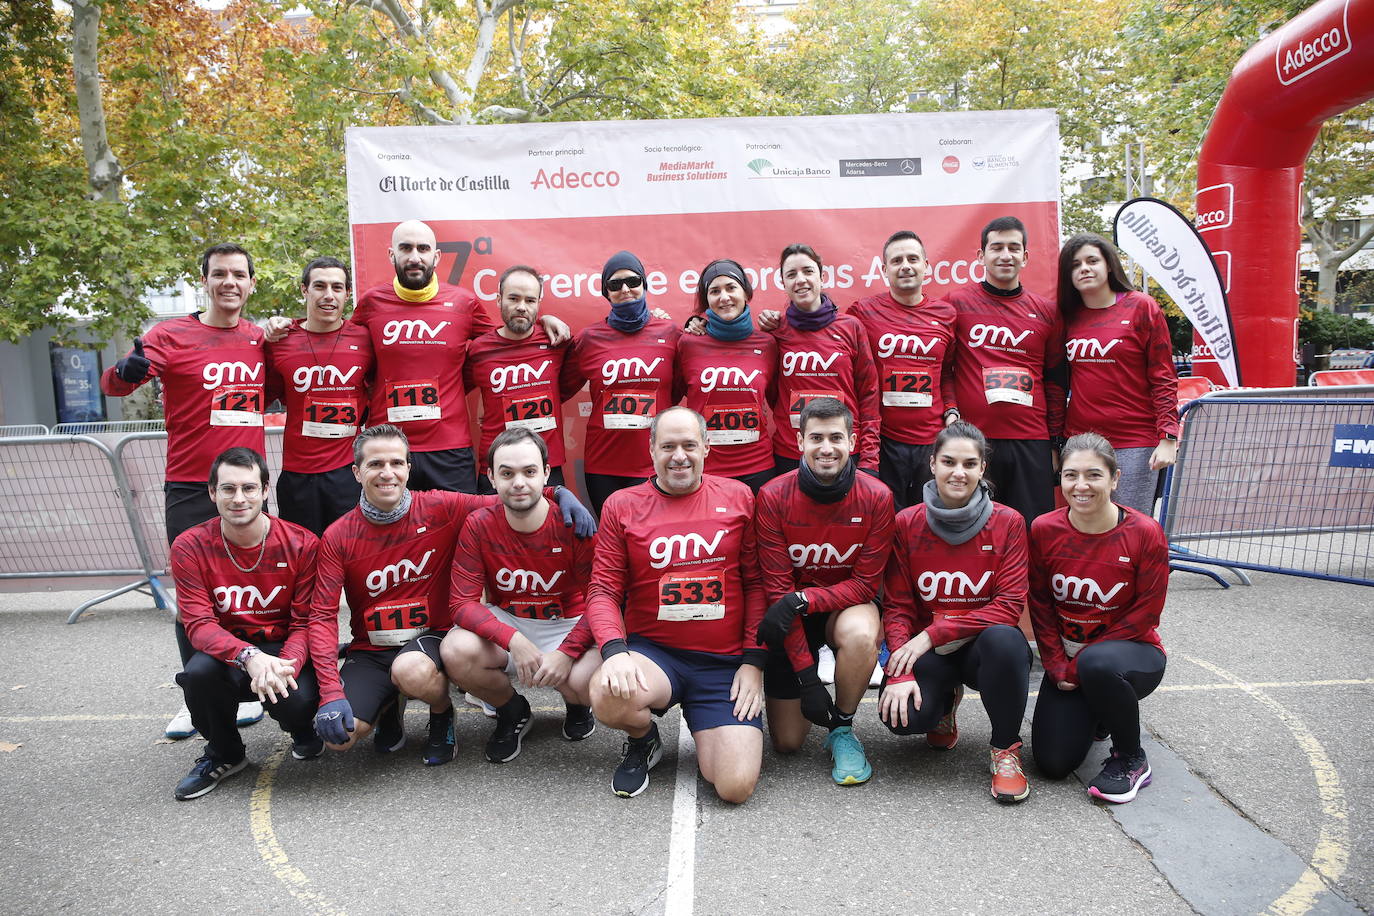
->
[70, 0, 122, 203]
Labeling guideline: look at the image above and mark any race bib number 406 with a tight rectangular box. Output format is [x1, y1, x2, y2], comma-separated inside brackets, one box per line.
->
[982, 367, 1034, 407]
[705, 405, 761, 445]
[657, 572, 726, 621]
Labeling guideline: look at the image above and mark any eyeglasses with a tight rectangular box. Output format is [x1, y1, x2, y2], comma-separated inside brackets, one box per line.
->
[605, 276, 644, 292]
[216, 483, 262, 498]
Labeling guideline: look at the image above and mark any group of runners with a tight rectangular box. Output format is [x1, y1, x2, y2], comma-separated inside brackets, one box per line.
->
[101, 214, 1175, 807]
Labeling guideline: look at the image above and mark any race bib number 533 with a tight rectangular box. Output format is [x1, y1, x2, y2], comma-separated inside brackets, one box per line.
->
[657, 572, 726, 621]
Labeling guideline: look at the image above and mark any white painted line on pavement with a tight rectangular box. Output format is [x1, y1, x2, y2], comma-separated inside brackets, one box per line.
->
[665, 724, 698, 916]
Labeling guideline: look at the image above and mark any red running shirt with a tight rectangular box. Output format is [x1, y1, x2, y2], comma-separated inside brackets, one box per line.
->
[675, 331, 778, 477]
[463, 326, 571, 469]
[585, 476, 763, 656]
[351, 282, 494, 452]
[847, 293, 958, 446]
[882, 502, 1028, 683]
[768, 315, 880, 469]
[100, 314, 266, 483]
[170, 516, 318, 667]
[265, 319, 374, 472]
[1064, 291, 1179, 448]
[1028, 506, 1167, 686]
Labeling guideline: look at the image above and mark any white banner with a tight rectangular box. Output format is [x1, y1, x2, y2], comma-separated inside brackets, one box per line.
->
[344, 111, 1062, 312]
[1114, 196, 1239, 387]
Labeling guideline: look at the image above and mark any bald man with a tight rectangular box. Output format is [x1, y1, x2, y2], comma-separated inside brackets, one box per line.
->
[349, 220, 570, 492]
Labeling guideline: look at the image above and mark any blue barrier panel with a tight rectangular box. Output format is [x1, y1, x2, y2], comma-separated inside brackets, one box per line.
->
[1161, 391, 1374, 587]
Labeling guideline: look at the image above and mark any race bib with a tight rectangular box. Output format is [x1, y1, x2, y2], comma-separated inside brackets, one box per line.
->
[1059, 611, 1106, 658]
[982, 367, 1034, 407]
[209, 385, 264, 427]
[385, 379, 441, 422]
[302, 395, 359, 439]
[227, 621, 285, 644]
[788, 390, 843, 428]
[601, 391, 655, 430]
[507, 598, 564, 620]
[657, 572, 726, 621]
[503, 394, 557, 433]
[364, 598, 431, 647]
[882, 371, 933, 408]
[704, 404, 761, 445]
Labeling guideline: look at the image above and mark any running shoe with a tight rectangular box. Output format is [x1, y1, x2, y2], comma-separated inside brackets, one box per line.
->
[422, 707, 456, 766]
[562, 704, 597, 741]
[291, 733, 325, 761]
[816, 645, 836, 684]
[374, 699, 406, 753]
[927, 685, 963, 750]
[1088, 747, 1152, 803]
[612, 723, 663, 798]
[236, 701, 264, 727]
[485, 694, 533, 763]
[174, 755, 247, 801]
[165, 703, 197, 740]
[868, 661, 884, 689]
[990, 741, 1030, 803]
[825, 726, 873, 786]
[465, 691, 497, 718]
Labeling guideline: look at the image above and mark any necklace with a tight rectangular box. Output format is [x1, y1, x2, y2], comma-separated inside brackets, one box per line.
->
[302, 320, 345, 375]
[222, 517, 270, 573]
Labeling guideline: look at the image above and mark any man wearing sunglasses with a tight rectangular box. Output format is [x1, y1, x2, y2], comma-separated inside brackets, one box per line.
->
[561, 250, 682, 513]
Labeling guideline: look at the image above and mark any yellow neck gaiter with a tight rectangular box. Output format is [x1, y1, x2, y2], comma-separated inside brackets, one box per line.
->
[394, 274, 438, 302]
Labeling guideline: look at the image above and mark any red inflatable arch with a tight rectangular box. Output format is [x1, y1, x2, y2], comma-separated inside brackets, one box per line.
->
[1194, 0, 1374, 387]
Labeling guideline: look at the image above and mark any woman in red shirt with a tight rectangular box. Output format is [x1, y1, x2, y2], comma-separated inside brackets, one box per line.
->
[1030, 432, 1168, 803]
[1058, 234, 1179, 515]
[879, 421, 1033, 803]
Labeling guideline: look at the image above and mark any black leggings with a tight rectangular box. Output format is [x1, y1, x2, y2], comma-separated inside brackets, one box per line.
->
[176, 646, 320, 763]
[583, 472, 645, 516]
[1031, 640, 1165, 779]
[881, 624, 1031, 749]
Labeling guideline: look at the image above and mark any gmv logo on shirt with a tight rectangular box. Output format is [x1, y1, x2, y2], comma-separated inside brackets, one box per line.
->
[648, 531, 726, 569]
[292, 365, 359, 393]
[489, 360, 551, 394]
[202, 361, 263, 389]
[781, 351, 839, 375]
[876, 333, 939, 359]
[788, 543, 859, 567]
[601, 356, 663, 384]
[699, 367, 762, 392]
[495, 567, 563, 592]
[967, 324, 1031, 349]
[1066, 338, 1121, 361]
[917, 570, 992, 601]
[381, 319, 451, 346]
[1051, 574, 1125, 604]
[366, 549, 436, 597]
[213, 584, 284, 612]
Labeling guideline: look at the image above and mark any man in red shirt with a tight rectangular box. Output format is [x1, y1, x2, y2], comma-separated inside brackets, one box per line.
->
[848, 231, 959, 510]
[945, 216, 1067, 525]
[102, 242, 269, 739]
[344, 221, 569, 494]
[463, 266, 573, 493]
[265, 257, 373, 535]
[309, 424, 594, 766]
[587, 406, 766, 803]
[442, 428, 599, 764]
[169, 447, 321, 800]
[755, 398, 894, 786]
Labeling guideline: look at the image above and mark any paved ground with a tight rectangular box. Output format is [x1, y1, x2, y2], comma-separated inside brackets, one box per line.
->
[2, 567, 1371, 915]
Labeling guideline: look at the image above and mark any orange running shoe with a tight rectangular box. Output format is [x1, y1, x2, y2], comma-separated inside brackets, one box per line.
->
[990, 741, 1030, 803]
[926, 685, 963, 750]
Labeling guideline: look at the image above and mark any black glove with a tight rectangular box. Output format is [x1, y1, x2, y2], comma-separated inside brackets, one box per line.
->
[756, 591, 807, 650]
[555, 486, 597, 538]
[115, 337, 151, 384]
[797, 665, 835, 728]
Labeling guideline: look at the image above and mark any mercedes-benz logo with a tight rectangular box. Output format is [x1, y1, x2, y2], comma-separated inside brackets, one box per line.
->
[900, 159, 915, 174]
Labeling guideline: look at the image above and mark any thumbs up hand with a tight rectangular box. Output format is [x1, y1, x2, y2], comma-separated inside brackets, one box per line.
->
[115, 337, 151, 384]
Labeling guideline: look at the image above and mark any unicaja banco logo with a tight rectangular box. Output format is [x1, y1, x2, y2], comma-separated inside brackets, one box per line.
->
[747, 159, 772, 176]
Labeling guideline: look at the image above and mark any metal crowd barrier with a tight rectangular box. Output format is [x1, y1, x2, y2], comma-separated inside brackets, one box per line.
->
[0, 427, 285, 622]
[1159, 385, 1374, 588]
[0, 424, 51, 437]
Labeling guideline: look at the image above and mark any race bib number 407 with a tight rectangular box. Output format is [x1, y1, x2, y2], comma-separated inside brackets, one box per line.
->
[601, 391, 655, 429]
[657, 572, 726, 621]
[788, 390, 843, 428]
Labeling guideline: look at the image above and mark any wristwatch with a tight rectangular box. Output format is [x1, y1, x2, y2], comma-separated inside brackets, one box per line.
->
[234, 646, 262, 671]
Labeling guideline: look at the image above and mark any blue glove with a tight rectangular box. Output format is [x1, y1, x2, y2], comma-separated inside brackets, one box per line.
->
[314, 698, 355, 745]
[555, 486, 597, 538]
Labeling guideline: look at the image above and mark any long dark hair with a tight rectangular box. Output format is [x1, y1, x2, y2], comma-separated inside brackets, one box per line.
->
[1057, 233, 1134, 318]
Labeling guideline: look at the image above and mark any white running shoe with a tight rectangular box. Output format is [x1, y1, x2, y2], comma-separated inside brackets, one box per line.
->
[817, 645, 836, 684]
[236, 701, 265, 727]
[869, 661, 884, 689]
[465, 692, 497, 718]
[165, 703, 197, 740]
